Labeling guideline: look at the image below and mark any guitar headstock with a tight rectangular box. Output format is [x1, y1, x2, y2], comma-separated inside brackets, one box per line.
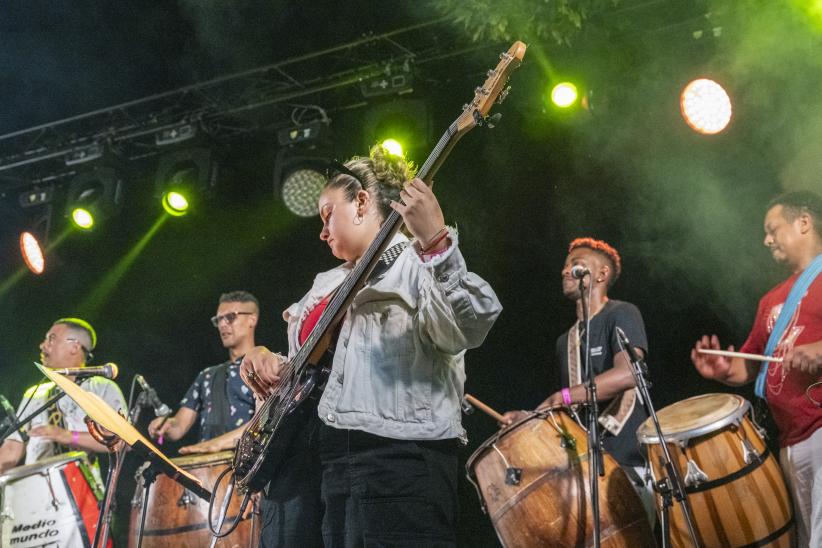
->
[455, 41, 527, 135]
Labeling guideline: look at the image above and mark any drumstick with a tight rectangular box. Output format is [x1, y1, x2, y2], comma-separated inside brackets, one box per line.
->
[697, 348, 783, 363]
[155, 414, 171, 445]
[463, 394, 506, 424]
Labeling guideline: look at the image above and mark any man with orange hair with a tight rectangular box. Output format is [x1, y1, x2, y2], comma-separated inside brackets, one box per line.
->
[503, 238, 650, 500]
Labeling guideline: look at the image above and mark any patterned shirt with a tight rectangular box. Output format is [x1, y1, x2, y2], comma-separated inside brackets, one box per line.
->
[180, 357, 256, 441]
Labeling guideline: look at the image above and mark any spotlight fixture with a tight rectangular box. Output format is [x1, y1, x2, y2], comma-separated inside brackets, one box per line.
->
[155, 148, 217, 216]
[362, 99, 430, 156]
[551, 82, 579, 108]
[380, 139, 404, 157]
[17, 206, 51, 274]
[273, 151, 332, 218]
[680, 78, 732, 135]
[65, 167, 124, 230]
[161, 191, 190, 216]
[20, 231, 45, 274]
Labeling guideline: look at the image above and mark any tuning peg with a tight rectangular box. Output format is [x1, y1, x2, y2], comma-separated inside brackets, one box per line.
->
[486, 113, 502, 129]
[486, 69, 497, 78]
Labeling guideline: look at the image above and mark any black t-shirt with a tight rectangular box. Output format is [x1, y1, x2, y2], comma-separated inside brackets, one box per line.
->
[556, 299, 649, 467]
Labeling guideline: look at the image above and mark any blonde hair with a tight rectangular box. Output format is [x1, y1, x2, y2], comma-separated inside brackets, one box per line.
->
[327, 144, 417, 221]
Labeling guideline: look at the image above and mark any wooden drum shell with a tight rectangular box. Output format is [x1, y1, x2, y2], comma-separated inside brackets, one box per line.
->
[128, 451, 259, 548]
[467, 411, 654, 548]
[640, 394, 794, 547]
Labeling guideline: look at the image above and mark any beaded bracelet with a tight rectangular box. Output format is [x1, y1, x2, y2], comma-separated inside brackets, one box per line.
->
[561, 388, 572, 406]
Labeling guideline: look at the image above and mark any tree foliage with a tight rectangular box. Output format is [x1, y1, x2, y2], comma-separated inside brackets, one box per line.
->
[431, 0, 618, 45]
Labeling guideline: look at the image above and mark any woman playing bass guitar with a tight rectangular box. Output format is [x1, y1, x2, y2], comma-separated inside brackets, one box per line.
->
[240, 144, 502, 546]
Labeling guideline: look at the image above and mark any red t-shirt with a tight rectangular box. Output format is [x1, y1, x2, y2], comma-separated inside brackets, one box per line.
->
[740, 273, 822, 447]
[299, 296, 330, 346]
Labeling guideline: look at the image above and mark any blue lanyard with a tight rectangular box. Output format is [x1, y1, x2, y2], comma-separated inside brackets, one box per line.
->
[754, 253, 822, 399]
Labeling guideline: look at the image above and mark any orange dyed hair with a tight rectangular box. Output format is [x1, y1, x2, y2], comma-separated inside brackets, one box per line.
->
[568, 237, 622, 286]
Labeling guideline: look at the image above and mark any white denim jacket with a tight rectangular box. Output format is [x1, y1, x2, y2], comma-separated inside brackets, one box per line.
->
[283, 229, 501, 442]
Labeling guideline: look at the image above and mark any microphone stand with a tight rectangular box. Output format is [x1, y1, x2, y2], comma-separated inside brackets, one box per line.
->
[579, 275, 603, 548]
[616, 329, 701, 548]
[91, 381, 148, 547]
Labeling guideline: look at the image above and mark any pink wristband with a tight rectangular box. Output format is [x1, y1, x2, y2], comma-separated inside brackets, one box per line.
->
[71, 430, 79, 447]
[561, 388, 572, 406]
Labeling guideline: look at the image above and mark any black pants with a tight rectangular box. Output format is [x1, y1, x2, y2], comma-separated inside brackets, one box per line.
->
[260, 414, 324, 548]
[260, 419, 459, 548]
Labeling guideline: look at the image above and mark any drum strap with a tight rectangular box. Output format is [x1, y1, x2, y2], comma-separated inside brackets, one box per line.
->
[754, 252, 822, 399]
[567, 322, 636, 436]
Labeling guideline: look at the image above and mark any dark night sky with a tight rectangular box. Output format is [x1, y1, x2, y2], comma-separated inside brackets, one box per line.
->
[1, 1, 820, 545]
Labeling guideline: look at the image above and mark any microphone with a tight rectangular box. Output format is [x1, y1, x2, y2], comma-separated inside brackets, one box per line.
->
[570, 265, 590, 279]
[135, 375, 172, 417]
[51, 363, 119, 380]
[0, 394, 29, 442]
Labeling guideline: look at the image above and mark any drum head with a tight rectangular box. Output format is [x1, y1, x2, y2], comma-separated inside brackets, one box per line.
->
[637, 393, 749, 444]
[0, 451, 87, 483]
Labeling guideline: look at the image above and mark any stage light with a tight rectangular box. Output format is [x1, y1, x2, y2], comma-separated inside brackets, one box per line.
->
[161, 191, 190, 216]
[280, 167, 327, 218]
[65, 167, 123, 230]
[551, 82, 579, 108]
[71, 208, 94, 230]
[20, 231, 45, 275]
[680, 78, 732, 135]
[381, 139, 404, 157]
[363, 99, 430, 156]
[155, 148, 216, 215]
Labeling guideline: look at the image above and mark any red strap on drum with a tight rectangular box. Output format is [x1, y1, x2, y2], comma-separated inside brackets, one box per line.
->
[62, 462, 112, 548]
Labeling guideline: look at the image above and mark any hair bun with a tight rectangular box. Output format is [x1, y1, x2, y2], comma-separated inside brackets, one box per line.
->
[369, 144, 416, 190]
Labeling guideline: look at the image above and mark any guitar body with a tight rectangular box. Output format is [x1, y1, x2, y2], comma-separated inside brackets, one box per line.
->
[233, 40, 526, 493]
[233, 365, 328, 493]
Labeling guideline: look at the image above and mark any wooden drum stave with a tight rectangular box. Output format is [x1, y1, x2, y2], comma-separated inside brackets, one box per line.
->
[467, 410, 654, 548]
[128, 450, 259, 548]
[637, 393, 794, 547]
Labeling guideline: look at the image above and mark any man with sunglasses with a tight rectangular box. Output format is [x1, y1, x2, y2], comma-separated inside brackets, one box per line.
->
[0, 318, 126, 473]
[148, 291, 260, 454]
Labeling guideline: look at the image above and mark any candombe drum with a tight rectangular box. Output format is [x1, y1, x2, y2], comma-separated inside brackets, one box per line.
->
[0, 451, 109, 548]
[467, 410, 653, 547]
[129, 450, 259, 547]
[637, 393, 794, 547]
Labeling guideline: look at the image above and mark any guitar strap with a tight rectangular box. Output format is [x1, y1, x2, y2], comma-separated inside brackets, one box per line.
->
[368, 241, 409, 281]
[754, 252, 822, 399]
[567, 321, 636, 436]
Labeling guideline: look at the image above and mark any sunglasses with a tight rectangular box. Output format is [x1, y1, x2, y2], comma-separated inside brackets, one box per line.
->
[210, 311, 254, 328]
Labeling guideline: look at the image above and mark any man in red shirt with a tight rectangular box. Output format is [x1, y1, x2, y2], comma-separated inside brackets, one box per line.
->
[691, 190, 822, 547]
